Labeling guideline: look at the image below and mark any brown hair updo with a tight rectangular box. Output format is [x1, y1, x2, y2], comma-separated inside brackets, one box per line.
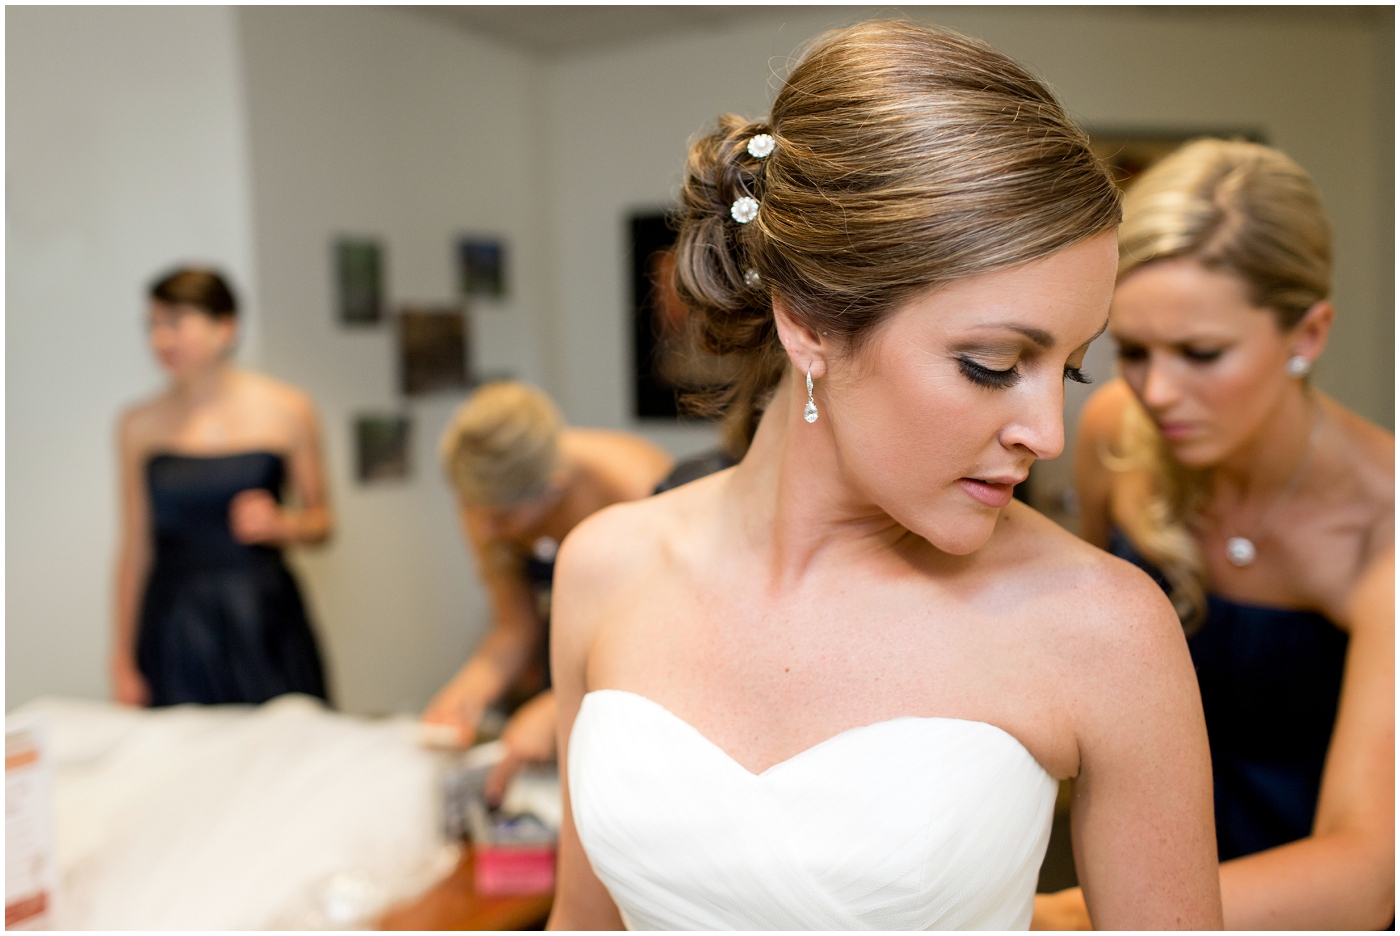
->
[674, 19, 1121, 454]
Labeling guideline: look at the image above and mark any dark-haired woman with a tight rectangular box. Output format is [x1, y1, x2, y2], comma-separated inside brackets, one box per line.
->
[1038, 140, 1394, 930]
[112, 268, 332, 707]
[546, 21, 1221, 930]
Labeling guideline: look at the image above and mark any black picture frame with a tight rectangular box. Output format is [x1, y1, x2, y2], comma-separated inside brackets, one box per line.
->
[354, 413, 411, 483]
[457, 238, 507, 300]
[398, 307, 471, 396]
[335, 238, 384, 325]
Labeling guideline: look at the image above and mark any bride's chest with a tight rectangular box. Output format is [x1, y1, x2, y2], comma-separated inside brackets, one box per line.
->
[586, 584, 1079, 779]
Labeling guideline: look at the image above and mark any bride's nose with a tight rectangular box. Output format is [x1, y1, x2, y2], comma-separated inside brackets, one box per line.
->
[998, 383, 1064, 461]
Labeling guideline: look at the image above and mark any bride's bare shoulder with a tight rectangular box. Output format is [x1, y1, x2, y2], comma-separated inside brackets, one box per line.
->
[551, 469, 730, 670]
[999, 502, 1183, 655]
[556, 468, 730, 603]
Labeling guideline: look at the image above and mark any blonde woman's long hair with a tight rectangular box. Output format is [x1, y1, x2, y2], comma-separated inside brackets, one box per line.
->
[1111, 138, 1332, 627]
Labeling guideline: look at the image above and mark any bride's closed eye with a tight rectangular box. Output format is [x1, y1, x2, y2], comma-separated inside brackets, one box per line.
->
[958, 357, 1094, 389]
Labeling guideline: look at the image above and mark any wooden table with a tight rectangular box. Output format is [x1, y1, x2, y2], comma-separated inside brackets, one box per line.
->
[378, 848, 554, 931]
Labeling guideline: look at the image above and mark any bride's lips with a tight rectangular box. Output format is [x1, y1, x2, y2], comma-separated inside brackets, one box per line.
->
[957, 476, 1023, 509]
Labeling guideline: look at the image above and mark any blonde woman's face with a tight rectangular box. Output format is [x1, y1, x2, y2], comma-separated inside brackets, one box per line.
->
[825, 232, 1118, 555]
[1110, 260, 1296, 468]
[465, 482, 566, 545]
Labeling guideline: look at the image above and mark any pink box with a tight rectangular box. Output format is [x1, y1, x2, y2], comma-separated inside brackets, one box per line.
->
[474, 844, 556, 896]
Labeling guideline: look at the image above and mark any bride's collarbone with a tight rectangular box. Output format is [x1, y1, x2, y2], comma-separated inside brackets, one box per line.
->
[593, 618, 1080, 780]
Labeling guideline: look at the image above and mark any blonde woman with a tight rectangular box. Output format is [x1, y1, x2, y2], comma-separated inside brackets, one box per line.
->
[1042, 140, 1394, 929]
[421, 382, 671, 799]
[547, 22, 1221, 930]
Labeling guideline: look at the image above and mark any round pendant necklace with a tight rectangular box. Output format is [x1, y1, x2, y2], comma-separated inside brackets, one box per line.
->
[1221, 404, 1321, 568]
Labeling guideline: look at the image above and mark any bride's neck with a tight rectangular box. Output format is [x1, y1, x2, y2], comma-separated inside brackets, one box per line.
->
[730, 371, 906, 583]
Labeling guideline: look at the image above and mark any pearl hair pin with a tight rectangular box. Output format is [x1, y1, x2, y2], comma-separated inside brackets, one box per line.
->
[747, 134, 775, 159]
[744, 269, 762, 288]
[731, 196, 760, 224]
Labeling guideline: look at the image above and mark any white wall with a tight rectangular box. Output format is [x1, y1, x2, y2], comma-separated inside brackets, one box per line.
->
[543, 7, 1394, 516]
[236, 7, 550, 714]
[6, 6, 260, 708]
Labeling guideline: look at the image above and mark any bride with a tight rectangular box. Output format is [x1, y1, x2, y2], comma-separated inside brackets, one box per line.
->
[547, 20, 1222, 930]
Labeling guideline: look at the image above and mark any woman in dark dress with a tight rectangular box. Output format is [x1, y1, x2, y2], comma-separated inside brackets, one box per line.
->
[112, 268, 332, 707]
[1040, 140, 1393, 928]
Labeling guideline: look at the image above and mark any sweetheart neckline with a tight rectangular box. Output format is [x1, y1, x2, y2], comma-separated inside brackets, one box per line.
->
[579, 688, 1053, 780]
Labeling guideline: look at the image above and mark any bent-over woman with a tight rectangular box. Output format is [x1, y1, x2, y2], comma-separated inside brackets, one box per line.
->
[421, 382, 672, 799]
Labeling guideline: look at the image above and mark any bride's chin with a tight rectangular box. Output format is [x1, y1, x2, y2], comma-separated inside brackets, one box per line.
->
[901, 510, 1001, 557]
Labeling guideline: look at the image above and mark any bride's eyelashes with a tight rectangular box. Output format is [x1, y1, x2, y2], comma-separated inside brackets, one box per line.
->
[957, 356, 1094, 389]
[958, 357, 1020, 389]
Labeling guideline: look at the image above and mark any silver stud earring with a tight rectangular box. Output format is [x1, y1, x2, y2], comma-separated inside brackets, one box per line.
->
[804, 370, 819, 423]
[1286, 355, 1312, 378]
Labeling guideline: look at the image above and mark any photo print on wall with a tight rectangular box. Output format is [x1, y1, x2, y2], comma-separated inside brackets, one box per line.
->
[355, 413, 411, 483]
[335, 238, 385, 325]
[457, 238, 506, 300]
[399, 307, 471, 396]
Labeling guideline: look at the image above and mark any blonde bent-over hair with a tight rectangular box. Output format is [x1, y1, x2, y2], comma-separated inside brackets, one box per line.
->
[440, 381, 563, 507]
[672, 20, 1122, 455]
[1110, 138, 1333, 626]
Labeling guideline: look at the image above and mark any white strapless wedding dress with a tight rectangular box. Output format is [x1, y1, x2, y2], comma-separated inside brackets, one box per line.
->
[569, 690, 1058, 930]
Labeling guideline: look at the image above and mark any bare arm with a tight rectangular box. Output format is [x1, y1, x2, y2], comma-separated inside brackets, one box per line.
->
[546, 518, 625, 930]
[1069, 571, 1223, 929]
[229, 391, 332, 546]
[1037, 550, 1395, 931]
[1215, 548, 1394, 929]
[1073, 380, 1133, 551]
[421, 505, 545, 746]
[112, 412, 152, 706]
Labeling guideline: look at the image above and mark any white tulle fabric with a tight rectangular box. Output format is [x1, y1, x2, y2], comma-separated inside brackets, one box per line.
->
[570, 689, 1058, 931]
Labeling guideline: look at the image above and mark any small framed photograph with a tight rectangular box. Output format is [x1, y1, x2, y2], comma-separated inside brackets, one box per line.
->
[399, 307, 471, 396]
[335, 238, 385, 325]
[354, 413, 411, 483]
[457, 238, 506, 300]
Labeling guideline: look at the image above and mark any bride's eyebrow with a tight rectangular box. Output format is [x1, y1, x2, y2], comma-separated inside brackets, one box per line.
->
[965, 323, 1054, 348]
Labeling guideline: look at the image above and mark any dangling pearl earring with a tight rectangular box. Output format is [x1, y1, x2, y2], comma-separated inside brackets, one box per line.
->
[1286, 355, 1312, 378]
[804, 370, 819, 423]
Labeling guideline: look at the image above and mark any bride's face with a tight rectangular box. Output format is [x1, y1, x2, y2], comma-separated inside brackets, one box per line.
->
[824, 232, 1118, 555]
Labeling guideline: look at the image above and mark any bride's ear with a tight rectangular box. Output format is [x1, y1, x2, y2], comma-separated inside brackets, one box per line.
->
[772, 295, 830, 380]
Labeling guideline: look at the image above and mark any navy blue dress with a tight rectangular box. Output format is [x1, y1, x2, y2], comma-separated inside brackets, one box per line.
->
[137, 452, 328, 707]
[1109, 530, 1347, 860]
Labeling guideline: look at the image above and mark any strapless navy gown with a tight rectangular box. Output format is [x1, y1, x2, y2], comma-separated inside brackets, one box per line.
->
[137, 452, 328, 707]
[1109, 530, 1347, 860]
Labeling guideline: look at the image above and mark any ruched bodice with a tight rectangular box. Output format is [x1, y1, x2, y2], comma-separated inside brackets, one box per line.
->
[569, 689, 1057, 930]
[138, 452, 327, 707]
